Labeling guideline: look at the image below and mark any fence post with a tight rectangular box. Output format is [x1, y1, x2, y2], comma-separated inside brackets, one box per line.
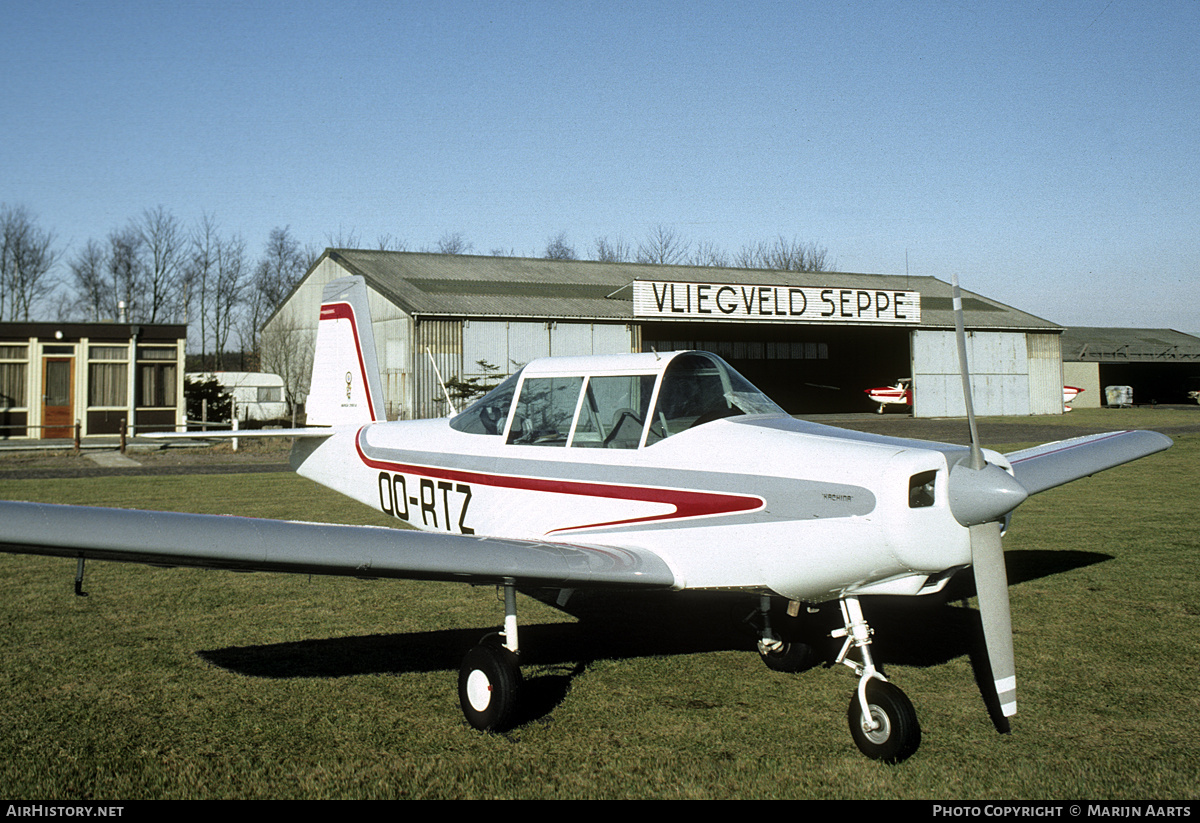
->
[73, 420, 81, 454]
[119, 418, 127, 454]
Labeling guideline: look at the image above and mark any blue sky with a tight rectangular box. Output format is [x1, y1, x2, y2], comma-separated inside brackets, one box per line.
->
[4, 1, 1198, 332]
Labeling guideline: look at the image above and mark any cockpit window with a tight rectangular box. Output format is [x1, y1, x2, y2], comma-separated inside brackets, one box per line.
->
[570, 374, 657, 449]
[506, 376, 584, 446]
[646, 353, 785, 444]
[449, 369, 522, 435]
[459, 352, 782, 448]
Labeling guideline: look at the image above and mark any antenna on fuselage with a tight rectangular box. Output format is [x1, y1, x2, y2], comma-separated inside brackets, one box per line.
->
[427, 347, 457, 416]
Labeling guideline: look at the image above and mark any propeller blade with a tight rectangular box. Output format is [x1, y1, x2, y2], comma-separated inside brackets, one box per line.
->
[970, 521, 1017, 717]
[951, 274, 984, 470]
[950, 274, 1018, 720]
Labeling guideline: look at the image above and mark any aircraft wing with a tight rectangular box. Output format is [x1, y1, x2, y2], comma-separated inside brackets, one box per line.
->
[1005, 430, 1172, 496]
[0, 501, 675, 589]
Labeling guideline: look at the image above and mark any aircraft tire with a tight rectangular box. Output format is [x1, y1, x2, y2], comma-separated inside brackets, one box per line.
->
[847, 680, 921, 763]
[759, 640, 815, 673]
[459, 642, 522, 732]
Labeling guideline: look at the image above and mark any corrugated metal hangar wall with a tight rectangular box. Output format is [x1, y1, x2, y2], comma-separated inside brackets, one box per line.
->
[414, 319, 636, 420]
[264, 250, 1069, 421]
[912, 330, 1063, 417]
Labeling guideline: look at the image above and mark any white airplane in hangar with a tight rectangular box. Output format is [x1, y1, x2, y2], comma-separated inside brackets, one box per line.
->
[0, 275, 1172, 762]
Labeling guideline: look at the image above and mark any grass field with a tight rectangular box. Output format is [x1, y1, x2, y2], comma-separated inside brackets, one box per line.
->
[0, 417, 1196, 799]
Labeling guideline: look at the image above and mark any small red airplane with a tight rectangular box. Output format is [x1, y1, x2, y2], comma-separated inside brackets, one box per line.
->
[865, 378, 912, 413]
[1062, 386, 1083, 411]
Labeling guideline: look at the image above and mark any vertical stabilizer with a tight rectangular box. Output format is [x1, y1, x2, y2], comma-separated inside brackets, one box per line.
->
[306, 276, 386, 426]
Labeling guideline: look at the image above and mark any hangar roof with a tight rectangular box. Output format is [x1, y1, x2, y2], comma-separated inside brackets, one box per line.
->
[1060, 327, 1200, 362]
[320, 249, 1061, 331]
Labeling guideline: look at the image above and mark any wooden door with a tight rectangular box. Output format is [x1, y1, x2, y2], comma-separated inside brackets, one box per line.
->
[42, 357, 73, 438]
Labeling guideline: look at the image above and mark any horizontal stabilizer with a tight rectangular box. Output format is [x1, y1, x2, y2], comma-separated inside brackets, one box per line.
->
[143, 427, 335, 440]
[0, 501, 675, 590]
[1006, 430, 1172, 496]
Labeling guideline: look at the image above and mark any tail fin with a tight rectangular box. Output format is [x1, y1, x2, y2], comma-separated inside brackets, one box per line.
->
[306, 276, 386, 426]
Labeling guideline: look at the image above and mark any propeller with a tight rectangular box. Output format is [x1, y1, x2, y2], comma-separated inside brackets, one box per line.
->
[946, 274, 1026, 720]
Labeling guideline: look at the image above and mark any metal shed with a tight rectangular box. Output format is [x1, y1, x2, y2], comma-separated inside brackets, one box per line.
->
[1060, 327, 1200, 407]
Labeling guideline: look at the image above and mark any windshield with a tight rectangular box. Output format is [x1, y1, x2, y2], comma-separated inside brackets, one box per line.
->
[646, 352, 785, 444]
[449, 369, 522, 435]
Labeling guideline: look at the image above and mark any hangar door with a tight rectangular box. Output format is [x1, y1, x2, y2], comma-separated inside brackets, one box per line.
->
[912, 330, 1038, 417]
[640, 323, 911, 414]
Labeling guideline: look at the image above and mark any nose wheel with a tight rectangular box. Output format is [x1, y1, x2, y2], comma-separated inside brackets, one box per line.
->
[833, 595, 922, 763]
[847, 679, 920, 763]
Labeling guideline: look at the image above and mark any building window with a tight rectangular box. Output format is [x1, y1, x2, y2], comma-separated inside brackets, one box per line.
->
[0, 346, 28, 410]
[137, 346, 177, 408]
[88, 345, 128, 407]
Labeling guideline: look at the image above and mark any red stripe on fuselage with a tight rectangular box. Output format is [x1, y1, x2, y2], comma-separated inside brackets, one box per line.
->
[354, 431, 762, 533]
[320, 301, 380, 421]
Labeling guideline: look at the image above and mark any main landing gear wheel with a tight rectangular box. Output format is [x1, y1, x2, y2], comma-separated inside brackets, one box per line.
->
[847, 680, 921, 763]
[458, 642, 522, 732]
[758, 640, 815, 673]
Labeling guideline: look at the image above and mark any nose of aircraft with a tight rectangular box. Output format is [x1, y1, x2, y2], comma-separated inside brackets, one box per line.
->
[947, 460, 1029, 527]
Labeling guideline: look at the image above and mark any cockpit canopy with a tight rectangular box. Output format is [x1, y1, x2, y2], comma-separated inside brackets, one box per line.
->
[450, 351, 786, 449]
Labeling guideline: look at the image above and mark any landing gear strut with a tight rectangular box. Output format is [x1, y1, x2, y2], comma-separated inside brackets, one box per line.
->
[754, 595, 815, 673]
[458, 580, 523, 732]
[833, 595, 921, 763]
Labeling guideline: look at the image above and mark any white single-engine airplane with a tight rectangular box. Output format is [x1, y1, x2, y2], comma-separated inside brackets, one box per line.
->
[0, 276, 1172, 762]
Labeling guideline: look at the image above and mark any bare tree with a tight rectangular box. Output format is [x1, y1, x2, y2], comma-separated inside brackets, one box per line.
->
[256, 226, 307, 311]
[543, 231, 577, 260]
[593, 236, 631, 262]
[325, 226, 361, 249]
[183, 214, 220, 368]
[735, 236, 834, 272]
[212, 233, 247, 367]
[636, 224, 689, 265]
[136, 205, 185, 322]
[435, 232, 472, 255]
[69, 239, 108, 321]
[241, 226, 308, 366]
[107, 226, 143, 321]
[376, 233, 409, 252]
[259, 307, 314, 417]
[690, 240, 730, 268]
[0, 204, 60, 321]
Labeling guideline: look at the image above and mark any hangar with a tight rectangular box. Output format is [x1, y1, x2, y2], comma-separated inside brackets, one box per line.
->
[1061, 327, 1200, 407]
[264, 250, 1066, 420]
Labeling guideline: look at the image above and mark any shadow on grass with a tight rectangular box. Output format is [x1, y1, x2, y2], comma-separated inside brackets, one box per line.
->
[198, 548, 1111, 730]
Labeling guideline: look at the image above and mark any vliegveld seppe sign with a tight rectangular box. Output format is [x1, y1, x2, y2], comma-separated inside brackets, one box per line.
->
[632, 280, 921, 324]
